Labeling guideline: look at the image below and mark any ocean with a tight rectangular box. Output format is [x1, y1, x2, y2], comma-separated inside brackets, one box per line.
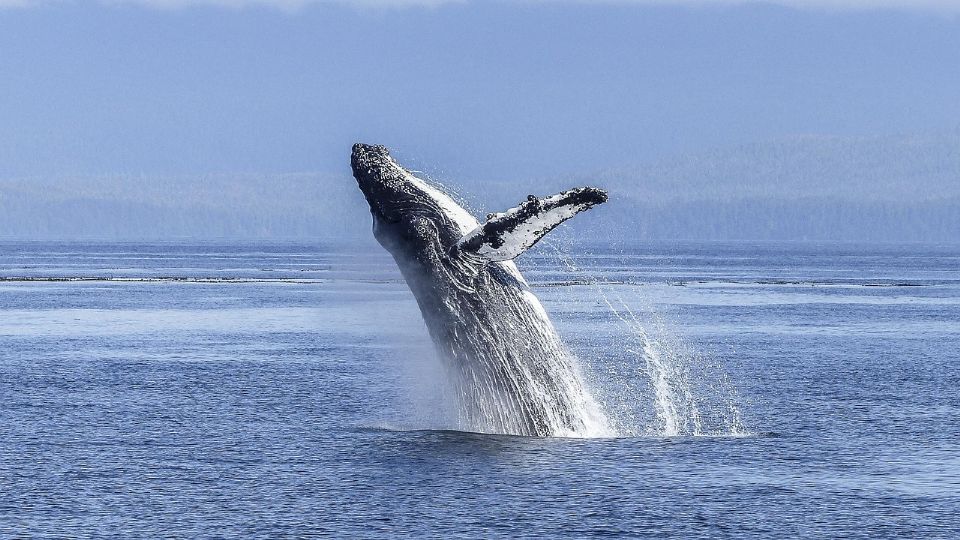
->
[1, 241, 958, 538]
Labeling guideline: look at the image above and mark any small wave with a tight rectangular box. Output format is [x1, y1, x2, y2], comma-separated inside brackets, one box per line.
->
[355, 424, 547, 440]
[537, 279, 634, 288]
[0, 276, 327, 284]
[750, 279, 933, 287]
[355, 423, 763, 440]
[534, 278, 948, 288]
[682, 279, 944, 287]
[6, 275, 938, 288]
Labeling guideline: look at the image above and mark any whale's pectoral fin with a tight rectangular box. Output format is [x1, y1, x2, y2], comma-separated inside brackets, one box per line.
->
[454, 187, 608, 262]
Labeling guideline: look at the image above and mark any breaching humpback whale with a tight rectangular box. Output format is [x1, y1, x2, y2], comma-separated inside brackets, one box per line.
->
[351, 143, 609, 437]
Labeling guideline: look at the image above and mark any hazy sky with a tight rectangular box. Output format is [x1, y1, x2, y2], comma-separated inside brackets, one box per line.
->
[1, 0, 958, 181]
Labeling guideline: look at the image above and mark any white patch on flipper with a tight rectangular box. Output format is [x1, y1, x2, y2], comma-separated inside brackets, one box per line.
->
[462, 191, 599, 262]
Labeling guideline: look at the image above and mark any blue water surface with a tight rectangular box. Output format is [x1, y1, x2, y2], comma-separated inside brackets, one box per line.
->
[1, 241, 958, 538]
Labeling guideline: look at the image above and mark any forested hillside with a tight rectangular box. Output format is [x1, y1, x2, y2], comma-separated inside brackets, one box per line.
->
[2, 134, 957, 243]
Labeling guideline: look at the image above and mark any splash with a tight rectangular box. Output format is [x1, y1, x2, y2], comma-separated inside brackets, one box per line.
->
[543, 240, 749, 437]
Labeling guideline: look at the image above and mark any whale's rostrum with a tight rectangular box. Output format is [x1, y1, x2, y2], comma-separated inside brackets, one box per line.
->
[351, 143, 610, 437]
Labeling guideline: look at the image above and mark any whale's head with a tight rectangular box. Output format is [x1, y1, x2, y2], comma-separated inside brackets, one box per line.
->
[351, 143, 477, 265]
[351, 143, 608, 293]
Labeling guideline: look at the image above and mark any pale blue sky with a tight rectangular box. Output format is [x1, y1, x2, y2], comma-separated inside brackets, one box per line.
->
[1, 1, 958, 180]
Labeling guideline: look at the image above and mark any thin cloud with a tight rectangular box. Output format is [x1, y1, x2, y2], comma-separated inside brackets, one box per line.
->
[0, 0, 461, 8]
[558, 0, 960, 12]
[656, 0, 960, 11]
[1, 0, 959, 11]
